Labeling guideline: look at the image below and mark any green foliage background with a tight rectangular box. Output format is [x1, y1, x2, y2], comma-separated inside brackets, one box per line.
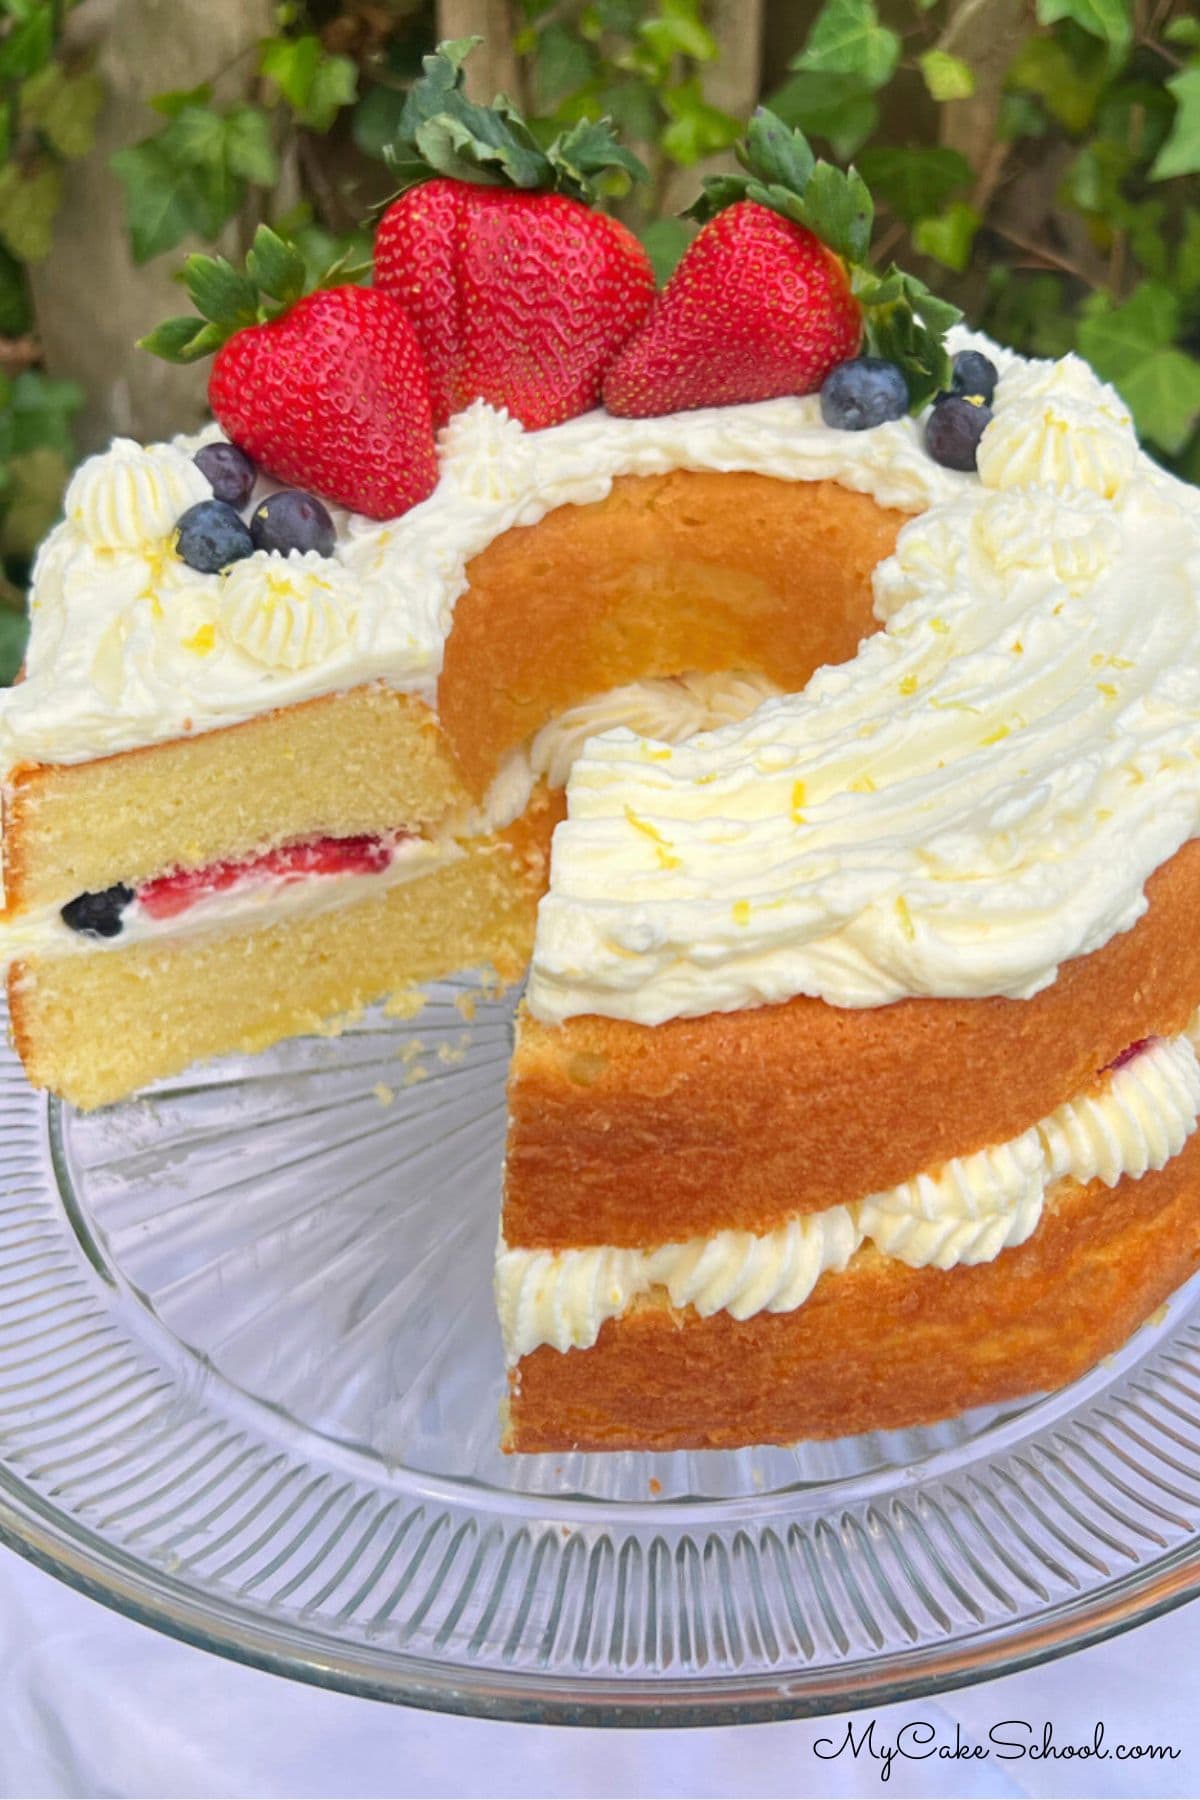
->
[0, 0, 1197, 680]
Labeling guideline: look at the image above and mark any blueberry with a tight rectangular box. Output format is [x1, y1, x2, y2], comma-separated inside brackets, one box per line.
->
[951, 349, 999, 406]
[194, 441, 256, 508]
[61, 883, 133, 939]
[175, 499, 254, 573]
[250, 490, 336, 558]
[925, 393, 993, 471]
[820, 357, 910, 431]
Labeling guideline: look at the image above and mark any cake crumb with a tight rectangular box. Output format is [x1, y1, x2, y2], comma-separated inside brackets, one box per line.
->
[455, 991, 477, 1023]
[1148, 1302, 1170, 1327]
[437, 1039, 468, 1067]
[476, 965, 509, 1002]
[384, 985, 427, 1022]
[648, 1477, 662, 1496]
[403, 1063, 429, 1087]
[397, 1039, 425, 1065]
[372, 1083, 394, 1106]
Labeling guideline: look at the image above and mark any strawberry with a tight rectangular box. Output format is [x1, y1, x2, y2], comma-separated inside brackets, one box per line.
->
[140, 232, 437, 522]
[139, 834, 395, 922]
[373, 41, 655, 431]
[605, 109, 962, 419]
[604, 201, 860, 416]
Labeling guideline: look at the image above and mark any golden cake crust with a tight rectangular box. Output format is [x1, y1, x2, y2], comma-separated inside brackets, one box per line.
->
[504, 837, 1200, 1249]
[506, 1121, 1200, 1453]
[438, 471, 908, 794]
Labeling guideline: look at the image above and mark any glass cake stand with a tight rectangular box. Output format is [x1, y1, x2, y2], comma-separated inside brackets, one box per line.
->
[1, 974, 1200, 1725]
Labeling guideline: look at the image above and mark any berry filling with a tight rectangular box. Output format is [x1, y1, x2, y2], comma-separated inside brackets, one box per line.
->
[138, 834, 396, 921]
[1105, 1036, 1159, 1074]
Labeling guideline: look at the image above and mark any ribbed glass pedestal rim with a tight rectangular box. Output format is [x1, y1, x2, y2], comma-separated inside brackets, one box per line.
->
[0, 978, 1198, 1725]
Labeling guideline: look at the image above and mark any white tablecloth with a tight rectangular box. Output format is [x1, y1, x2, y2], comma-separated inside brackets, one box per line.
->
[0, 1546, 1195, 1798]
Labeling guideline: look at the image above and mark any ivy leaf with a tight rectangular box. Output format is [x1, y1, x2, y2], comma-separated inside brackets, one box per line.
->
[0, 245, 30, 337]
[919, 50, 975, 101]
[856, 145, 970, 223]
[0, 7, 53, 81]
[1008, 34, 1108, 133]
[532, 21, 596, 104]
[660, 80, 740, 166]
[913, 201, 980, 271]
[352, 83, 409, 162]
[1, 447, 70, 562]
[1036, 0, 1132, 66]
[1150, 68, 1200, 181]
[790, 0, 901, 94]
[111, 141, 206, 263]
[20, 65, 105, 160]
[1165, 16, 1200, 50]
[303, 52, 358, 133]
[157, 104, 226, 170]
[224, 106, 278, 185]
[1077, 282, 1200, 452]
[1176, 208, 1200, 298]
[0, 609, 28, 688]
[0, 161, 63, 263]
[637, 216, 693, 283]
[765, 72, 878, 161]
[1118, 350, 1200, 455]
[638, 9, 718, 66]
[1077, 280, 1176, 377]
[149, 84, 213, 119]
[7, 370, 83, 458]
[260, 34, 322, 114]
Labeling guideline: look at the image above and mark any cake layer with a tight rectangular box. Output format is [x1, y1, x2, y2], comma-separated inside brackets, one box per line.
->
[504, 837, 1200, 1249]
[505, 1119, 1200, 1452]
[497, 1025, 1200, 1357]
[3, 685, 470, 917]
[437, 472, 905, 794]
[4, 470, 904, 922]
[9, 803, 555, 1110]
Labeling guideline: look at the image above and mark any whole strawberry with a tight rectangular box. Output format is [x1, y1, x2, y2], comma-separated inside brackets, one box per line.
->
[604, 201, 860, 416]
[140, 230, 437, 521]
[374, 41, 655, 431]
[605, 109, 961, 419]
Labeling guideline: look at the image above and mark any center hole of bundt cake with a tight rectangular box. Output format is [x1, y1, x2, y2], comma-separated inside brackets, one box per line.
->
[436, 471, 907, 797]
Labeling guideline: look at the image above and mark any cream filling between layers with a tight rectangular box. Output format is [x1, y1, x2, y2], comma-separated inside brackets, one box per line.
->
[1, 671, 777, 961]
[495, 1020, 1200, 1361]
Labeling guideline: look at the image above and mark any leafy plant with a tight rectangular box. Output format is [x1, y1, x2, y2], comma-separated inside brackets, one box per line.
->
[761, 0, 1200, 469]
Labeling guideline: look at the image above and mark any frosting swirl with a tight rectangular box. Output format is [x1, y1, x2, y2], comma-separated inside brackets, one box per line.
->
[64, 439, 211, 551]
[220, 552, 356, 671]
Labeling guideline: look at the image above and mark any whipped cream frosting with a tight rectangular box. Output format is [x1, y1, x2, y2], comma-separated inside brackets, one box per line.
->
[496, 1021, 1200, 1359]
[528, 669, 782, 790]
[0, 386, 966, 770]
[527, 345, 1200, 1025]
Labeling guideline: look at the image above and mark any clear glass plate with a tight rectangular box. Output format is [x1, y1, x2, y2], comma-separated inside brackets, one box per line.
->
[2, 975, 1200, 1724]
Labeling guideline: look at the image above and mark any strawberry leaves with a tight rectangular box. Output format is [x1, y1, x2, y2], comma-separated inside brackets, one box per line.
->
[382, 37, 647, 203]
[686, 106, 960, 407]
[139, 225, 364, 365]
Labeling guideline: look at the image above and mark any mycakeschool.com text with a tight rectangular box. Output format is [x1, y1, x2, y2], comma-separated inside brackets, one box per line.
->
[812, 1717, 1182, 1782]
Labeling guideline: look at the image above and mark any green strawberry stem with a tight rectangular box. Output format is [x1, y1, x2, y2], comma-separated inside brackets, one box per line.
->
[685, 108, 962, 410]
[138, 226, 369, 365]
[381, 37, 647, 204]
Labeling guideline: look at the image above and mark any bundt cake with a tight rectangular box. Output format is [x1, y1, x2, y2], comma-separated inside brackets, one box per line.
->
[4, 52, 1200, 1455]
